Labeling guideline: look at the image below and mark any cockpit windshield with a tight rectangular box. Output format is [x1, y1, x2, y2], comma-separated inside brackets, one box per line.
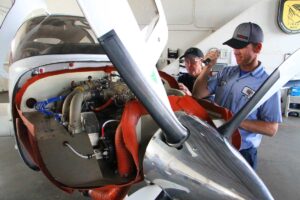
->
[11, 15, 105, 62]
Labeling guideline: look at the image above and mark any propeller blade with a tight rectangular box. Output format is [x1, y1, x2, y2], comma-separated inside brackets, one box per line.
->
[144, 114, 274, 200]
[76, 0, 189, 147]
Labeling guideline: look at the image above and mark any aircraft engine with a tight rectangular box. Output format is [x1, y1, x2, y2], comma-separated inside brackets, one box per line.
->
[59, 73, 135, 163]
[17, 68, 136, 187]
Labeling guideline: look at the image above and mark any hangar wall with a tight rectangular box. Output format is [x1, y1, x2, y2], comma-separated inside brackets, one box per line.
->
[159, 0, 260, 67]
[163, 0, 300, 78]
[0, 0, 11, 91]
[1, 0, 299, 91]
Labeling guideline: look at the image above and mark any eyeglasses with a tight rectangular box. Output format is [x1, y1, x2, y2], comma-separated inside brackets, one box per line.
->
[184, 57, 202, 65]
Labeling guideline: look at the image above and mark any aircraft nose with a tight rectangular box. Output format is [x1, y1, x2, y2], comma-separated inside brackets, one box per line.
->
[143, 113, 274, 200]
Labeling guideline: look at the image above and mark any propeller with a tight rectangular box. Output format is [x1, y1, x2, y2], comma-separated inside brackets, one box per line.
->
[76, 0, 189, 147]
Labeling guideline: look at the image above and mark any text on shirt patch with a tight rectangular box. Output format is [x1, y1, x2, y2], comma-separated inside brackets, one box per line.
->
[242, 86, 255, 98]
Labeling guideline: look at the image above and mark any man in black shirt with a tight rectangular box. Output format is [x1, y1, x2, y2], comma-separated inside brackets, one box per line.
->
[178, 47, 204, 95]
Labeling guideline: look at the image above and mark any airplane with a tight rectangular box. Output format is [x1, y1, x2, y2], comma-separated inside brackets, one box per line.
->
[1, 0, 300, 200]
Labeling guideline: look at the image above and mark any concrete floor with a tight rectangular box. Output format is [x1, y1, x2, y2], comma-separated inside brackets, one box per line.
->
[0, 90, 300, 199]
[257, 116, 300, 200]
[0, 92, 86, 200]
[0, 137, 86, 200]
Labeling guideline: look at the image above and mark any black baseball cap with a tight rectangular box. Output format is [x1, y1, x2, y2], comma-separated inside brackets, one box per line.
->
[179, 47, 204, 59]
[223, 22, 264, 49]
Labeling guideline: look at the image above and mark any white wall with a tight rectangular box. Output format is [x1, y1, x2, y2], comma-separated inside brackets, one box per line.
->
[163, 0, 300, 79]
[159, 0, 260, 68]
[0, 0, 12, 22]
[0, 64, 8, 92]
[0, 103, 13, 136]
[0, 0, 13, 89]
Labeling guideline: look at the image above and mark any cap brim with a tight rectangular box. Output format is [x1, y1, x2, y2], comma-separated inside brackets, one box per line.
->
[223, 38, 249, 49]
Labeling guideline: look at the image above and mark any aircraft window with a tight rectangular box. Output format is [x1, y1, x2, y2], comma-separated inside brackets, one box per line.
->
[74, 19, 90, 28]
[33, 38, 61, 44]
[80, 36, 93, 43]
[11, 15, 103, 62]
[41, 43, 106, 55]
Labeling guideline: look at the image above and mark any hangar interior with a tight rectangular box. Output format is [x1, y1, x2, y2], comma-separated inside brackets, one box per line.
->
[1, 91, 300, 200]
[1, 0, 300, 200]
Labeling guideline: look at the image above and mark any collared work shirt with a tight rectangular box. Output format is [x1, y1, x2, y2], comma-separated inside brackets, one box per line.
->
[207, 64, 282, 150]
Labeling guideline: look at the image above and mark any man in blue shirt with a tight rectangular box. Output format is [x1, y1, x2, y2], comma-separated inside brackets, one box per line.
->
[193, 22, 282, 169]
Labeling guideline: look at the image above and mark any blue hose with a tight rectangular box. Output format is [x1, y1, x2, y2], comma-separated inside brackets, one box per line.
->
[34, 96, 65, 122]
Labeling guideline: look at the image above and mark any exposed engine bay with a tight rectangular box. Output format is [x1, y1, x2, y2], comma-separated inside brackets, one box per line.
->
[16, 66, 145, 187]
[14, 65, 239, 190]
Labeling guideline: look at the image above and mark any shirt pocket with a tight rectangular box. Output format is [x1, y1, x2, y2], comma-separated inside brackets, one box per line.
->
[235, 94, 250, 111]
[235, 94, 258, 118]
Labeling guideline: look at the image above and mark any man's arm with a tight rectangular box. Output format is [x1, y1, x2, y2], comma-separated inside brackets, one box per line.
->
[240, 120, 279, 137]
[192, 66, 212, 99]
[192, 50, 219, 99]
[240, 91, 282, 137]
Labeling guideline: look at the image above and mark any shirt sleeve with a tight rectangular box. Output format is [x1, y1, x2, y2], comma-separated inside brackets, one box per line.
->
[258, 91, 282, 123]
[207, 70, 224, 95]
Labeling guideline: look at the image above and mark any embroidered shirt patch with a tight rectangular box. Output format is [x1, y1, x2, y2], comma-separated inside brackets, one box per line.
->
[242, 86, 255, 98]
